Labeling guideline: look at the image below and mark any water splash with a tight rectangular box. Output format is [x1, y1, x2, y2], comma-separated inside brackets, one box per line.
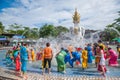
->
[34, 26, 120, 66]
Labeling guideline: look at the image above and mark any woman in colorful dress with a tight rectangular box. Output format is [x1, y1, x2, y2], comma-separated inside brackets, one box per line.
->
[6, 50, 13, 66]
[64, 50, 73, 67]
[87, 44, 93, 63]
[98, 46, 107, 77]
[31, 49, 35, 62]
[82, 47, 88, 70]
[95, 46, 101, 68]
[108, 47, 118, 66]
[20, 43, 28, 79]
[71, 48, 81, 67]
[36, 47, 43, 60]
[15, 52, 21, 72]
[56, 48, 67, 73]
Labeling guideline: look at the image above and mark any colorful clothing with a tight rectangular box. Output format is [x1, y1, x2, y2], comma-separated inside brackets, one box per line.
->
[99, 50, 105, 66]
[119, 48, 120, 59]
[71, 51, 81, 67]
[117, 47, 120, 59]
[44, 47, 52, 59]
[98, 50, 107, 72]
[36, 52, 42, 60]
[43, 47, 52, 69]
[87, 46, 93, 63]
[56, 50, 67, 72]
[31, 50, 35, 61]
[82, 50, 88, 68]
[16, 54, 20, 71]
[98, 43, 105, 50]
[97, 64, 107, 72]
[20, 46, 28, 73]
[95, 47, 100, 64]
[108, 49, 118, 66]
[64, 53, 73, 67]
[6, 52, 13, 65]
[41, 53, 48, 68]
[13, 50, 19, 58]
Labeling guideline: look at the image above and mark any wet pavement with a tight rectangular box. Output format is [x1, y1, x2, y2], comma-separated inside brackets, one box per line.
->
[0, 49, 120, 80]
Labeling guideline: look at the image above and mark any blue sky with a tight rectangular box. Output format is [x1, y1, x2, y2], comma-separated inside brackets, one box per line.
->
[0, 0, 120, 30]
[0, 0, 13, 9]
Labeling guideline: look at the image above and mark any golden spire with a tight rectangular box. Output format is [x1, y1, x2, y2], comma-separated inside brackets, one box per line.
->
[73, 8, 80, 23]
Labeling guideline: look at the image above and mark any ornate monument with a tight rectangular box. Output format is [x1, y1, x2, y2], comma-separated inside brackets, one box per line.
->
[72, 8, 85, 39]
[73, 8, 80, 34]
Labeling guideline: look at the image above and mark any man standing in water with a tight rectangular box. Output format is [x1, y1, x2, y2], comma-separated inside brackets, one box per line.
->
[42, 42, 53, 74]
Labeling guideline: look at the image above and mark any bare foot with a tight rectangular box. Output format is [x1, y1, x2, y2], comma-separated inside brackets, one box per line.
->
[101, 73, 106, 77]
[23, 75, 28, 80]
[48, 72, 51, 74]
[42, 72, 45, 75]
[62, 71, 66, 74]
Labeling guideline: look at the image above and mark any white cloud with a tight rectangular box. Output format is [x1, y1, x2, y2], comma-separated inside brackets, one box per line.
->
[0, 0, 120, 30]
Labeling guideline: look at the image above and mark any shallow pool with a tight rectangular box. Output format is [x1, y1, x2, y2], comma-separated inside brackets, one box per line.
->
[0, 50, 120, 77]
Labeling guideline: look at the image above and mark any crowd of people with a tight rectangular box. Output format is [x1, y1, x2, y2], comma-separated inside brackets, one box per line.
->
[5, 40, 120, 79]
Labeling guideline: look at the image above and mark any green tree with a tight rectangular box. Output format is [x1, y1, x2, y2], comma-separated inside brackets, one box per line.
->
[30, 28, 39, 39]
[9, 23, 23, 34]
[55, 26, 69, 36]
[102, 28, 119, 41]
[21, 27, 39, 39]
[22, 27, 31, 38]
[7, 23, 25, 35]
[39, 24, 69, 38]
[115, 11, 120, 25]
[106, 11, 120, 32]
[0, 22, 5, 34]
[104, 11, 120, 41]
[39, 24, 56, 38]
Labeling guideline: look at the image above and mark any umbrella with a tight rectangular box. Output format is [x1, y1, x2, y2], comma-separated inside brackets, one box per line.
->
[112, 37, 120, 43]
[32, 40, 36, 42]
[13, 39, 18, 42]
[117, 39, 120, 43]
[112, 37, 119, 40]
[19, 39, 23, 42]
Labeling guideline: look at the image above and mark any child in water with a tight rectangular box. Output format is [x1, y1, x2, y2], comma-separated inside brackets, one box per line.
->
[6, 50, 13, 66]
[15, 52, 21, 72]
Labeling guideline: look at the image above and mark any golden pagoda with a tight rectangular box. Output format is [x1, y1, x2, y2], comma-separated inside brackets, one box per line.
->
[73, 8, 80, 23]
[73, 8, 80, 35]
